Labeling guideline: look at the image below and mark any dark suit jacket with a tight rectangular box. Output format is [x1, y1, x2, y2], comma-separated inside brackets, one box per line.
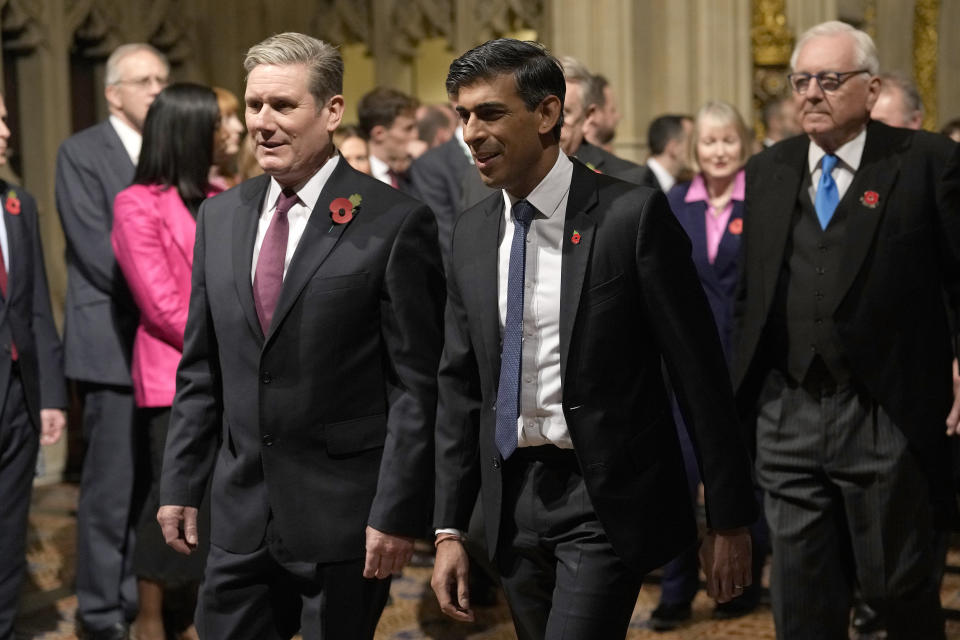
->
[636, 164, 666, 191]
[733, 121, 960, 523]
[0, 185, 67, 422]
[434, 159, 757, 574]
[667, 179, 743, 359]
[160, 160, 445, 562]
[408, 137, 472, 268]
[55, 120, 138, 385]
[574, 141, 646, 185]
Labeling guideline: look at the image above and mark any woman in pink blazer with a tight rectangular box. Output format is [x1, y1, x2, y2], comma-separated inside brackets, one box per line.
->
[112, 83, 222, 640]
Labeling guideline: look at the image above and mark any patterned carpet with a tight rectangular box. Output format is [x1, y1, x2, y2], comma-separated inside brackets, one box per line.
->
[15, 483, 960, 639]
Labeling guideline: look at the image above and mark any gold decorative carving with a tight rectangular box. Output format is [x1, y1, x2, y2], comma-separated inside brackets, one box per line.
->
[913, 0, 938, 130]
[751, 0, 792, 67]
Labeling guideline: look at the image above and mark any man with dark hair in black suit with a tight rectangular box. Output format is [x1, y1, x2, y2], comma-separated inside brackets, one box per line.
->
[637, 114, 693, 192]
[431, 38, 757, 640]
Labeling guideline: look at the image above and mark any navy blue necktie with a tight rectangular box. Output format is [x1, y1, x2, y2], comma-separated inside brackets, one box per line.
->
[495, 200, 536, 460]
[815, 154, 839, 229]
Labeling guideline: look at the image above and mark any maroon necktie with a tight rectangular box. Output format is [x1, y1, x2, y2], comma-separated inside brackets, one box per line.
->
[387, 169, 400, 189]
[0, 245, 16, 360]
[253, 188, 298, 334]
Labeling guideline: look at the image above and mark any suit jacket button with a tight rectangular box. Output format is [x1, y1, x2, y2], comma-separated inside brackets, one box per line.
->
[261, 372, 272, 384]
[492, 457, 500, 469]
[262, 434, 274, 446]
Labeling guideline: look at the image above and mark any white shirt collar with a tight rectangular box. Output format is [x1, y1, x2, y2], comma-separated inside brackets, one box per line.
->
[454, 126, 473, 164]
[647, 157, 675, 192]
[109, 115, 142, 165]
[369, 153, 391, 186]
[807, 126, 867, 175]
[502, 151, 572, 219]
[264, 154, 340, 216]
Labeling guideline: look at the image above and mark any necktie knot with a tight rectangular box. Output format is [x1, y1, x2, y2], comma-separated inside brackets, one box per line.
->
[275, 188, 299, 218]
[821, 154, 838, 175]
[512, 200, 536, 227]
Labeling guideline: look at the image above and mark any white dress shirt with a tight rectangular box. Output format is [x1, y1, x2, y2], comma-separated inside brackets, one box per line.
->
[498, 151, 574, 449]
[646, 157, 675, 193]
[109, 115, 143, 165]
[807, 127, 866, 204]
[369, 153, 393, 187]
[250, 155, 340, 282]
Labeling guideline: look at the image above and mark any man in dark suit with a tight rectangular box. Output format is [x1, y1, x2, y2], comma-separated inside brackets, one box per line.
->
[358, 87, 420, 194]
[157, 33, 443, 639]
[734, 21, 960, 639]
[558, 56, 646, 185]
[54, 42, 168, 640]
[431, 39, 757, 639]
[636, 114, 693, 192]
[0, 92, 67, 639]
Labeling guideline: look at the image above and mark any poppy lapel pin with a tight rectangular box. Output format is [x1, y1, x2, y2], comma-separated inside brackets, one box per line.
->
[860, 190, 879, 209]
[728, 218, 743, 235]
[329, 193, 362, 229]
[5, 189, 20, 216]
[571, 230, 581, 245]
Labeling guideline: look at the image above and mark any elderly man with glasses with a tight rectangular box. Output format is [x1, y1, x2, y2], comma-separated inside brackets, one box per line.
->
[733, 21, 960, 640]
[55, 43, 169, 640]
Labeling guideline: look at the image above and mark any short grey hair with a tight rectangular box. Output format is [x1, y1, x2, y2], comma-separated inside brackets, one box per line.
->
[559, 55, 603, 110]
[105, 43, 169, 88]
[878, 71, 924, 116]
[789, 21, 879, 76]
[244, 32, 343, 108]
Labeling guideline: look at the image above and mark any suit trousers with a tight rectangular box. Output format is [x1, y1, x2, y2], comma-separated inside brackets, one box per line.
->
[196, 541, 391, 640]
[496, 446, 643, 640]
[0, 370, 38, 640]
[75, 382, 138, 630]
[755, 369, 944, 640]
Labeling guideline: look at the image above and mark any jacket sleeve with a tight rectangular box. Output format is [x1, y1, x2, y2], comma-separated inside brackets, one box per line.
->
[159, 202, 222, 508]
[112, 188, 189, 350]
[366, 203, 446, 536]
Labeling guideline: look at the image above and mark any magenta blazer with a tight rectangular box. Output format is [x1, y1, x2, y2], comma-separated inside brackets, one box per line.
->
[112, 183, 221, 407]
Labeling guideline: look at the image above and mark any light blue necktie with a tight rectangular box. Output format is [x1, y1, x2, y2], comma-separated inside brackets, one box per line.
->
[815, 154, 839, 229]
[495, 200, 536, 460]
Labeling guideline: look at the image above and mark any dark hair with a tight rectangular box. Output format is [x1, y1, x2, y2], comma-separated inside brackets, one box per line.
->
[647, 114, 688, 155]
[418, 105, 450, 144]
[134, 83, 219, 215]
[941, 118, 960, 138]
[357, 87, 418, 137]
[446, 38, 565, 140]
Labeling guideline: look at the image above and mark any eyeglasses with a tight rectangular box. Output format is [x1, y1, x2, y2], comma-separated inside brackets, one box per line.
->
[114, 75, 169, 90]
[787, 70, 868, 93]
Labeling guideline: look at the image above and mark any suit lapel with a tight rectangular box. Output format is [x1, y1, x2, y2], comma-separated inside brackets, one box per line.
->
[559, 163, 599, 383]
[266, 160, 356, 343]
[832, 125, 901, 311]
[713, 200, 744, 275]
[233, 176, 270, 340]
[459, 193, 503, 376]
[757, 138, 808, 308]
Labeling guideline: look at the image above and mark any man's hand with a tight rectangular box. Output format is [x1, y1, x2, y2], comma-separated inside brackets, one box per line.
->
[947, 358, 960, 435]
[363, 526, 414, 579]
[39, 409, 66, 446]
[430, 538, 474, 622]
[699, 526, 752, 603]
[157, 505, 199, 555]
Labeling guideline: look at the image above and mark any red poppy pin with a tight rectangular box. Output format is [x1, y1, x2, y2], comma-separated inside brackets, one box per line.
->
[5, 189, 20, 216]
[571, 230, 581, 245]
[728, 218, 743, 235]
[860, 190, 879, 209]
[584, 162, 602, 174]
[329, 193, 362, 226]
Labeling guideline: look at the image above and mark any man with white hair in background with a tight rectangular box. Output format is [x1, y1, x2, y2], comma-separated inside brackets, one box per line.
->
[55, 43, 169, 640]
[734, 20, 960, 639]
[870, 71, 924, 130]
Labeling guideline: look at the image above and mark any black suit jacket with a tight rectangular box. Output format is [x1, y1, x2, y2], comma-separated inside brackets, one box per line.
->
[636, 164, 665, 191]
[434, 159, 757, 574]
[574, 141, 646, 185]
[0, 184, 67, 422]
[733, 121, 960, 523]
[55, 120, 138, 385]
[408, 137, 472, 268]
[160, 160, 445, 562]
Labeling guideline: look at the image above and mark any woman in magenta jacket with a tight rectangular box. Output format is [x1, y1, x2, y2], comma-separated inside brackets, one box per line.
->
[111, 83, 223, 640]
